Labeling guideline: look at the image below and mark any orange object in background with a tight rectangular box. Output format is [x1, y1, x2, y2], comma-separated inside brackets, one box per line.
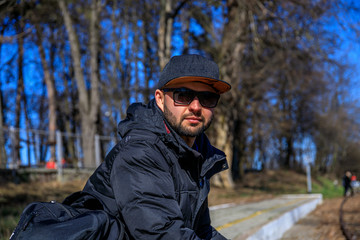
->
[46, 161, 56, 169]
[351, 175, 357, 181]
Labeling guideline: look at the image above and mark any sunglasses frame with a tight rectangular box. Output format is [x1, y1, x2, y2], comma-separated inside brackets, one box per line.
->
[162, 87, 220, 108]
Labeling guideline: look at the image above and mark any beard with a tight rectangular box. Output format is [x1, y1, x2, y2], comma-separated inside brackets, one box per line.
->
[163, 104, 213, 137]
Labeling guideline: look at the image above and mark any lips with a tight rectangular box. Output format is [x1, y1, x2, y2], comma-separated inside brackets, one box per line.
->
[184, 117, 202, 124]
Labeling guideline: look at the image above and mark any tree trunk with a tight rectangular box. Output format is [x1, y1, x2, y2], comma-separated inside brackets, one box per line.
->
[212, 0, 249, 188]
[86, 0, 101, 167]
[211, 113, 235, 188]
[158, 0, 189, 69]
[0, 87, 6, 168]
[14, 21, 25, 167]
[158, 0, 173, 70]
[0, 28, 7, 168]
[59, 0, 101, 168]
[58, 40, 77, 164]
[35, 25, 57, 161]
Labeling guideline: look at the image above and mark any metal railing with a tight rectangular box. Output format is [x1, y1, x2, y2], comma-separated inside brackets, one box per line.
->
[0, 126, 118, 173]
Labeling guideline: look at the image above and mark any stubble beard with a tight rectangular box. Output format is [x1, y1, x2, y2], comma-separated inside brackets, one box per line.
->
[163, 104, 213, 137]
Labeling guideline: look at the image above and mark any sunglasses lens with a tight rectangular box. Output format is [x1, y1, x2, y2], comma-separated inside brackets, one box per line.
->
[198, 92, 220, 108]
[175, 91, 195, 105]
[172, 89, 219, 108]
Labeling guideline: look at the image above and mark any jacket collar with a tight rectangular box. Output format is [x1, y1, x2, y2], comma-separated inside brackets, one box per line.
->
[118, 99, 228, 177]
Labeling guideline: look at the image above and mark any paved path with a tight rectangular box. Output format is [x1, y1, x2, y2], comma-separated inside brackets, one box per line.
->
[210, 194, 323, 240]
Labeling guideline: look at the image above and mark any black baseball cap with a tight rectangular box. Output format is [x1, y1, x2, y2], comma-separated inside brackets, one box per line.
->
[157, 54, 231, 94]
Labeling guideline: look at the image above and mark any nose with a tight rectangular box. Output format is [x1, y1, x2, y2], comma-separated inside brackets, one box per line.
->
[188, 97, 202, 112]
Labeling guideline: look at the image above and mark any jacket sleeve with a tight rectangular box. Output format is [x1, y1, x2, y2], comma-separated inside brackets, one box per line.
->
[110, 141, 203, 239]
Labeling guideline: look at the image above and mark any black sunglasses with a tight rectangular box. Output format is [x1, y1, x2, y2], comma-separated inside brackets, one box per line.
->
[162, 87, 220, 108]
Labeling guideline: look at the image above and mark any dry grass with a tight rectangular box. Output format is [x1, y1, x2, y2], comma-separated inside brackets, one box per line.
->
[0, 179, 86, 239]
[208, 169, 316, 206]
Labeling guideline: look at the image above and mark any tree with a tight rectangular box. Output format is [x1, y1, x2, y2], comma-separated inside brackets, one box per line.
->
[0, 81, 6, 168]
[14, 9, 25, 167]
[34, 23, 57, 161]
[0, 20, 8, 168]
[214, 0, 252, 187]
[1, 0, 360, 182]
[158, 0, 189, 69]
[58, 0, 101, 168]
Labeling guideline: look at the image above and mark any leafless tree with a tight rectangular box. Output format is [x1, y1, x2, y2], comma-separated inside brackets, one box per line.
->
[34, 24, 57, 161]
[158, 0, 189, 69]
[58, 0, 102, 168]
[1, 0, 360, 182]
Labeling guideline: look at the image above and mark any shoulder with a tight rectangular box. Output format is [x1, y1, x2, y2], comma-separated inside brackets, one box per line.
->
[106, 134, 171, 171]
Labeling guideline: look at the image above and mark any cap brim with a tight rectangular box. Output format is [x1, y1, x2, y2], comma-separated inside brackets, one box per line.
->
[163, 76, 231, 94]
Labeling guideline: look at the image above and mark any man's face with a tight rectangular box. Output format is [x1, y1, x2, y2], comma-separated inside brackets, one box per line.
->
[156, 82, 216, 138]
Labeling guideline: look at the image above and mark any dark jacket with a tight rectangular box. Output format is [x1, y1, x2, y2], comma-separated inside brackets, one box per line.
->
[82, 99, 229, 239]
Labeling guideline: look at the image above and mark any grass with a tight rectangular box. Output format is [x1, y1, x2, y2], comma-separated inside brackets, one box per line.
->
[0, 206, 23, 240]
[312, 175, 343, 198]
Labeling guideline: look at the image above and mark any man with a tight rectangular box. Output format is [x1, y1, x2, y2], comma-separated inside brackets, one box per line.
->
[343, 170, 354, 197]
[82, 54, 231, 239]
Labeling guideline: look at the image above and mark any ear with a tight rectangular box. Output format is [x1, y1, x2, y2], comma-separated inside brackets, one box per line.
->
[155, 89, 165, 112]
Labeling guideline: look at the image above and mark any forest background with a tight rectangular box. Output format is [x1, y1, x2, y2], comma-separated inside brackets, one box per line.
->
[1, 0, 360, 188]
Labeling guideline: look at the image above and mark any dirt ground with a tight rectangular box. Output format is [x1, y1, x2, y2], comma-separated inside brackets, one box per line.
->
[281, 197, 347, 240]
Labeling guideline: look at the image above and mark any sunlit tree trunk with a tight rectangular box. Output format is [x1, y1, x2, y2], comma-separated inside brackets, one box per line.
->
[211, 114, 235, 188]
[158, 0, 189, 69]
[158, 0, 173, 70]
[211, 0, 250, 188]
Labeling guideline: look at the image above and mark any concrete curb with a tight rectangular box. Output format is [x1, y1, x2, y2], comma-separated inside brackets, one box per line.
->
[246, 194, 323, 240]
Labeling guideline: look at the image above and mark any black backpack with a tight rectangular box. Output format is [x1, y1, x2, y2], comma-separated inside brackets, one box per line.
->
[9, 191, 128, 240]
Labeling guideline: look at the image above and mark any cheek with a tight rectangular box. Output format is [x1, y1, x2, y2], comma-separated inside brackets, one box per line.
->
[162, 95, 173, 112]
[203, 109, 214, 120]
[171, 107, 184, 121]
